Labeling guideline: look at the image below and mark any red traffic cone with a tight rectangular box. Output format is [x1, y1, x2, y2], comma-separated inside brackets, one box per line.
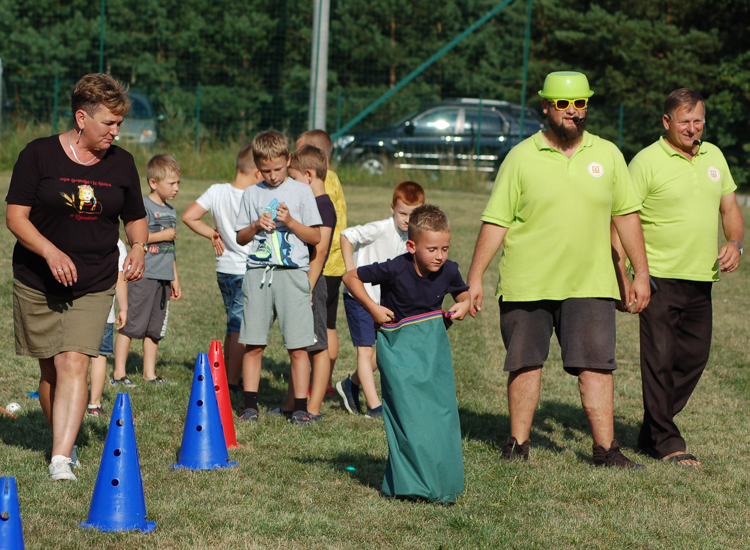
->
[208, 341, 241, 449]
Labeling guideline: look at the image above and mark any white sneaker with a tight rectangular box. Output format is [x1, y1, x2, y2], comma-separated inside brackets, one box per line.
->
[49, 456, 77, 481]
[70, 445, 81, 469]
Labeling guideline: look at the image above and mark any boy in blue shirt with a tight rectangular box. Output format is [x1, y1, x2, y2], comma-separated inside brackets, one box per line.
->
[235, 130, 322, 425]
[343, 204, 470, 503]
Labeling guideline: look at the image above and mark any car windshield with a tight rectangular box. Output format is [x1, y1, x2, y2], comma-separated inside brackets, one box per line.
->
[413, 108, 459, 134]
[463, 109, 508, 134]
[128, 95, 153, 120]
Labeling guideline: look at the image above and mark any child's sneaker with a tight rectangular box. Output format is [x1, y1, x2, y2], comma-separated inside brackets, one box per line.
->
[335, 376, 361, 415]
[238, 408, 259, 422]
[145, 376, 167, 385]
[86, 405, 107, 417]
[325, 385, 336, 398]
[49, 456, 77, 481]
[266, 406, 292, 419]
[365, 406, 383, 419]
[110, 376, 136, 387]
[290, 411, 314, 425]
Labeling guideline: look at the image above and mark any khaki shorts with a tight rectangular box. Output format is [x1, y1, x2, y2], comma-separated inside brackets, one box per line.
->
[13, 278, 115, 358]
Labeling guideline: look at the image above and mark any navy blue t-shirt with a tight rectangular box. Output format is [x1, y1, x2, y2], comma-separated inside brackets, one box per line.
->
[357, 253, 469, 322]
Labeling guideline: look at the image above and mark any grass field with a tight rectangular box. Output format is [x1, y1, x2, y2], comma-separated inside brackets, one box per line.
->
[1, 171, 749, 549]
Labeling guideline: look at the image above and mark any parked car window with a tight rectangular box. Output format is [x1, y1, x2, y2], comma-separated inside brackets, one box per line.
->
[129, 94, 154, 120]
[413, 108, 459, 134]
[463, 109, 507, 134]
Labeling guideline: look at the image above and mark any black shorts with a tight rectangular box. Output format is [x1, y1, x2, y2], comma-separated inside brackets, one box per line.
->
[324, 275, 342, 330]
[499, 298, 616, 376]
[307, 274, 329, 353]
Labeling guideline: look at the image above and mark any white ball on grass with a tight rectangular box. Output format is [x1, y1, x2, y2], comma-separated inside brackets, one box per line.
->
[5, 402, 21, 413]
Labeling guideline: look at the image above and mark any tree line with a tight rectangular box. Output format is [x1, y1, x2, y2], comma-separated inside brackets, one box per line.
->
[0, 0, 748, 183]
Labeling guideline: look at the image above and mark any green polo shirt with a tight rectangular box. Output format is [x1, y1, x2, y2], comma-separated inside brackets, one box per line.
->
[481, 131, 641, 301]
[629, 138, 736, 282]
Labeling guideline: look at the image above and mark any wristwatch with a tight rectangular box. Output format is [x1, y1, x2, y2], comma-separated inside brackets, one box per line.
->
[730, 240, 743, 255]
[132, 241, 148, 253]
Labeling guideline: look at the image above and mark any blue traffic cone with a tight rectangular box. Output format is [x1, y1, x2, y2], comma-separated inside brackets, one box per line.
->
[171, 353, 238, 470]
[79, 393, 156, 533]
[0, 476, 25, 550]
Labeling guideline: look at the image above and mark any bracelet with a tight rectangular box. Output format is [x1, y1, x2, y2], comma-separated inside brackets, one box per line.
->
[730, 240, 743, 255]
[132, 241, 148, 253]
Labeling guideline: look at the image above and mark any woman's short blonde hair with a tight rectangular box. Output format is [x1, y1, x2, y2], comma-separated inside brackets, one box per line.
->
[71, 73, 131, 118]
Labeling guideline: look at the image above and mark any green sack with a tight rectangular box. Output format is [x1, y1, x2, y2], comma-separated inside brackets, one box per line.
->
[377, 311, 464, 504]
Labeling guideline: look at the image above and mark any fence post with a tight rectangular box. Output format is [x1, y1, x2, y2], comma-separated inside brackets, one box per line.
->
[99, 0, 105, 72]
[195, 83, 202, 152]
[475, 97, 483, 168]
[617, 103, 624, 151]
[53, 75, 59, 134]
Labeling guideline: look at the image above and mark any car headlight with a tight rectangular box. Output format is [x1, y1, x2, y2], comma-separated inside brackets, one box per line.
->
[336, 135, 355, 149]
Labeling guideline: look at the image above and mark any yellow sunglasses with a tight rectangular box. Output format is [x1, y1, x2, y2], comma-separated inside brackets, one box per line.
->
[548, 98, 589, 110]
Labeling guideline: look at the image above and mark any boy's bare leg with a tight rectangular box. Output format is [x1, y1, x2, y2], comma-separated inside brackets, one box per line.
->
[308, 349, 331, 415]
[327, 328, 338, 387]
[289, 348, 311, 403]
[113, 334, 131, 380]
[507, 366, 542, 444]
[225, 331, 244, 386]
[242, 345, 265, 392]
[89, 355, 107, 406]
[351, 346, 381, 409]
[142, 337, 160, 381]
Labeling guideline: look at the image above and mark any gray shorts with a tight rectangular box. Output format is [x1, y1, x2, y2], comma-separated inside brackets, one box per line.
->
[307, 274, 329, 353]
[118, 278, 171, 341]
[239, 267, 315, 349]
[499, 298, 616, 376]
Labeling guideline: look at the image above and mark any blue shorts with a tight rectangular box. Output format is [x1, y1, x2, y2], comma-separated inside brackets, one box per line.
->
[217, 272, 244, 335]
[98, 323, 115, 356]
[344, 294, 376, 348]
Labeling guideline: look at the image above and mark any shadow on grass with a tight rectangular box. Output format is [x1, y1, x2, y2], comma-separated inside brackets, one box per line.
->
[297, 452, 386, 491]
[0, 410, 108, 460]
[459, 400, 642, 461]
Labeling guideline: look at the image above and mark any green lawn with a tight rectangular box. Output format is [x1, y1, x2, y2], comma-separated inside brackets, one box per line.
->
[1, 172, 749, 549]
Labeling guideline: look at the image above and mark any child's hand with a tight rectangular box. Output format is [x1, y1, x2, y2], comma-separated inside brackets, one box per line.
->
[211, 230, 225, 255]
[115, 309, 127, 330]
[162, 227, 178, 242]
[171, 280, 182, 300]
[256, 211, 276, 232]
[448, 299, 471, 321]
[369, 304, 396, 325]
[275, 202, 294, 226]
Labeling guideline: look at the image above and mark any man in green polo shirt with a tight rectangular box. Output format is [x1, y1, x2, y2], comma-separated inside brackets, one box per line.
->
[621, 88, 743, 467]
[467, 71, 651, 469]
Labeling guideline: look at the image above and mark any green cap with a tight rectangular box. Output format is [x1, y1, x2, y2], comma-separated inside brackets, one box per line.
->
[538, 71, 594, 99]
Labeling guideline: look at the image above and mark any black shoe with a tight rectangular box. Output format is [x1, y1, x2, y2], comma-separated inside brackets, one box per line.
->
[593, 440, 646, 470]
[500, 437, 530, 461]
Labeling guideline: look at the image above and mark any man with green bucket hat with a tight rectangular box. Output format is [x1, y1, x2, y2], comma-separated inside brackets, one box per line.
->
[614, 88, 744, 467]
[467, 71, 650, 468]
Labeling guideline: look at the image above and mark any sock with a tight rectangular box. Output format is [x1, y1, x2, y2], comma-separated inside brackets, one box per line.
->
[244, 391, 258, 411]
[349, 376, 360, 393]
[87, 404, 98, 409]
[368, 405, 382, 413]
[293, 398, 307, 413]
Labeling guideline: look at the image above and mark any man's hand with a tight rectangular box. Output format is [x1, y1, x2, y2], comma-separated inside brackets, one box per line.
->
[628, 272, 651, 313]
[718, 241, 741, 273]
[211, 230, 225, 255]
[468, 281, 483, 317]
[615, 278, 631, 313]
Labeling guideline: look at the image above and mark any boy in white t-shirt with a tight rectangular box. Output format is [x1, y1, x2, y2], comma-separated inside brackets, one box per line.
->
[87, 239, 128, 417]
[182, 144, 263, 390]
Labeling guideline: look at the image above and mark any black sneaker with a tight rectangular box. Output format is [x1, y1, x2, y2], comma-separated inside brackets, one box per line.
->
[365, 406, 383, 419]
[110, 376, 136, 387]
[592, 440, 646, 470]
[500, 437, 530, 461]
[335, 376, 361, 415]
[238, 408, 259, 422]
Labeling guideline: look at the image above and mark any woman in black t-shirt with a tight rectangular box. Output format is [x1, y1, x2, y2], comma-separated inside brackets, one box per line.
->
[5, 74, 149, 482]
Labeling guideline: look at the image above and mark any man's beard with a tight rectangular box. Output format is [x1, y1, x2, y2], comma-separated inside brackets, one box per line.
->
[547, 115, 587, 141]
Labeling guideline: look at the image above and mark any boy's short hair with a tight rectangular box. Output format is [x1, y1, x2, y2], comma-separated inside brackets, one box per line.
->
[393, 181, 426, 207]
[236, 142, 256, 174]
[407, 204, 451, 241]
[147, 154, 181, 182]
[252, 130, 289, 163]
[290, 144, 328, 181]
[297, 129, 333, 160]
